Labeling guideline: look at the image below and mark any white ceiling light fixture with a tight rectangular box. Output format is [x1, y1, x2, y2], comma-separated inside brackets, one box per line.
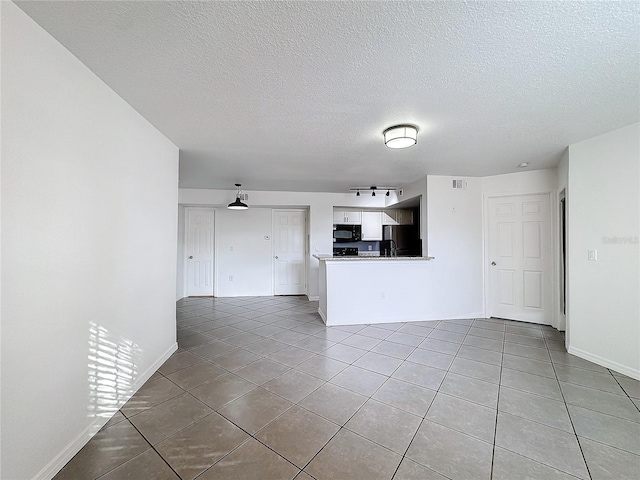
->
[383, 124, 418, 149]
[227, 183, 248, 210]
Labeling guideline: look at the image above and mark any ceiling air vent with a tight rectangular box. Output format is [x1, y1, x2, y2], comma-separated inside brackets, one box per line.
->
[452, 179, 466, 189]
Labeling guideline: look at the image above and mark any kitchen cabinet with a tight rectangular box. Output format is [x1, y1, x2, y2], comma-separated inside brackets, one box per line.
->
[361, 211, 382, 240]
[381, 209, 413, 225]
[333, 209, 361, 225]
[396, 209, 414, 225]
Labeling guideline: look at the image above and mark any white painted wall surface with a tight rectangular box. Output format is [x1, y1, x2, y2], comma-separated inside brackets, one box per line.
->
[567, 123, 640, 379]
[1, 4, 179, 478]
[482, 169, 558, 195]
[426, 176, 484, 318]
[179, 189, 386, 299]
[215, 208, 273, 297]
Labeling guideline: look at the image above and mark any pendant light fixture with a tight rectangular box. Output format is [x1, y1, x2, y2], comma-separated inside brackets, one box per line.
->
[227, 183, 248, 210]
[383, 124, 418, 149]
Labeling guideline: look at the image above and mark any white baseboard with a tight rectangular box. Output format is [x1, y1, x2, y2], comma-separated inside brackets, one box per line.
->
[307, 295, 319, 301]
[176, 295, 184, 302]
[318, 308, 327, 324]
[34, 342, 178, 480]
[567, 345, 640, 381]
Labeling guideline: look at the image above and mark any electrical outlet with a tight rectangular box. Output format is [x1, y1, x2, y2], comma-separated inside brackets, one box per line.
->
[230, 246, 233, 251]
[587, 250, 597, 261]
[380, 291, 386, 300]
[229, 275, 233, 281]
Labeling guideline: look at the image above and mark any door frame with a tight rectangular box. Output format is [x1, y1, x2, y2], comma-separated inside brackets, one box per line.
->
[183, 206, 216, 297]
[271, 208, 309, 296]
[482, 192, 558, 326]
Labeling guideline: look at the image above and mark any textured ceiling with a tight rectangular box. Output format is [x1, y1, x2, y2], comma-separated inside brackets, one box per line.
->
[16, 1, 640, 192]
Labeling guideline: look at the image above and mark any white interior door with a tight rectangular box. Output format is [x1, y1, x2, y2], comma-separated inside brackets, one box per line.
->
[273, 210, 306, 295]
[186, 208, 215, 296]
[487, 194, 552, 324]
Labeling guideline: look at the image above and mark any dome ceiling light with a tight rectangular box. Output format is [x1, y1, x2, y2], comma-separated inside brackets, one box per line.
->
[383, 124, 418, 149]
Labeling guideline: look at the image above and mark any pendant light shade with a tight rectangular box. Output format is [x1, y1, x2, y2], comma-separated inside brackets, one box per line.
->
[383, 124, 418, 149]
[227, 183, 248, 210]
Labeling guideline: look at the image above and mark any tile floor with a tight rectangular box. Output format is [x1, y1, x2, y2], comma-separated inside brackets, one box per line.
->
[55, 296, 640, 480]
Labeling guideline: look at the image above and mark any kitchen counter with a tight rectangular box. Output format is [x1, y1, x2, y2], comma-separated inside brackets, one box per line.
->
[314, 254, 434, 261]
[316, 254, 439, 326]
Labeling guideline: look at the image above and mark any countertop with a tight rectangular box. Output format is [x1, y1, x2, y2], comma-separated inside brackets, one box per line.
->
[314, 254, 434, 261]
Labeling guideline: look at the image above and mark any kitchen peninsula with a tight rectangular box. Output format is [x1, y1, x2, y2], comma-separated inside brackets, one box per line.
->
[315, 254, 435, 326]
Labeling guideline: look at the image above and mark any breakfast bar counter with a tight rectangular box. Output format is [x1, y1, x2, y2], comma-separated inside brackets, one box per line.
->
[314, 254, 436, 326]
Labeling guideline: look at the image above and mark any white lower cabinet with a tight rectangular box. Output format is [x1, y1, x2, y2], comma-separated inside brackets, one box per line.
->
[361, 211, 382, 240]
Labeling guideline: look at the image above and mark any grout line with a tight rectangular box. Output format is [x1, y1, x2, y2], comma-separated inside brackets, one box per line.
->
[549, 338, 593, 480]
[490, 340, 505, 479]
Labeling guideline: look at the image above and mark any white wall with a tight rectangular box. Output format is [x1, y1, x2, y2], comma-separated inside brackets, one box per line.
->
[1, 4, 179, 479]
[215, 208, 273, 297]
[179, 189, 387, 299]
[567, 123, 639, 379]
[426, 176, 484, 318]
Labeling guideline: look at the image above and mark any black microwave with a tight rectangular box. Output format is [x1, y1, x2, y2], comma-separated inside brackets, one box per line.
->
[333, 224, 361, 242]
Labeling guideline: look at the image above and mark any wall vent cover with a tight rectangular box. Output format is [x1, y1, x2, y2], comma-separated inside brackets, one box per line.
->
[452, 179, 466, 189]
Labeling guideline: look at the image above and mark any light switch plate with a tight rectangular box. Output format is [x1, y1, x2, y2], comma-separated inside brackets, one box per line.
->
[588, 250, 597, 261]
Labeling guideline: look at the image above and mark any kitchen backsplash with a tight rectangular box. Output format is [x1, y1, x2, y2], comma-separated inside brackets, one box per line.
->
[335, 240, 380, 252]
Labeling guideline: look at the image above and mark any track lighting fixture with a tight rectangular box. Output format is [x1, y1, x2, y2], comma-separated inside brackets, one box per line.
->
[349, 186, 397, 197]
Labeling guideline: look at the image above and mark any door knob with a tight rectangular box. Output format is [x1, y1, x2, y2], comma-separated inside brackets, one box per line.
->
[274, 256, 279, 259]
[189, 256, 193, 259]
[491, 261, 496, 266]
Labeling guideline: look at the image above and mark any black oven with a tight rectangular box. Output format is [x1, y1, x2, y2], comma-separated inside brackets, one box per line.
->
[333, 224, 361, 243]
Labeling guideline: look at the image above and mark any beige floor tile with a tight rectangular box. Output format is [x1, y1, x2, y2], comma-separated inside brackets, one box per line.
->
[53, 422, 149, 480]
[263, 369, 325, 403]
[198, 438, 299, 480]
[98, 449, 179, 480]
[305, 429, 401, 480]
[156, 412, 249, 480]
[129, 393, 212, 445]
[298, 383, 368, 425]
[234, 358, 291, 385]
[158, 351, 204, 375]
[372, 377, 436, 417]
[345, 399, 422, 454]
[120, 377, 184, 417]
[256, 406, 340, 468]
[218, 387, 292, 433]
[190, 373, 256, 409]
[167, 362, 226, 390]
[393, 458, 449, 479]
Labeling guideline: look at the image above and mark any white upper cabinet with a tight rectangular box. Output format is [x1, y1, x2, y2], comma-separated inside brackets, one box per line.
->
[381, 209, 413, 225]
[333, 209, 362, 225]
[361, 211, 382, 240]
